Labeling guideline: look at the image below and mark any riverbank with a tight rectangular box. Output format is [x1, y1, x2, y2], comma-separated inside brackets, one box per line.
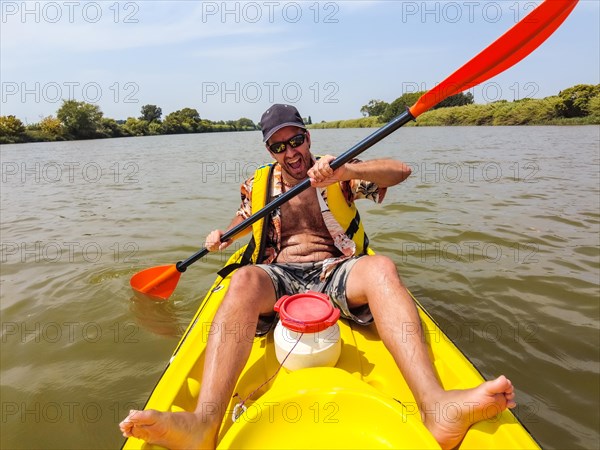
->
[310, 98, 600, 129]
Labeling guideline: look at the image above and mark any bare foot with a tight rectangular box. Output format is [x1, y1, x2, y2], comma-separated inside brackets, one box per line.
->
[421, 375, 516, 450]
[119, 409, 219, 450]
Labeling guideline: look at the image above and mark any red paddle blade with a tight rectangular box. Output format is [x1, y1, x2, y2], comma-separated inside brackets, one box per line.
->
[130, 264, 182, 300]
[410, 0, 579, 118]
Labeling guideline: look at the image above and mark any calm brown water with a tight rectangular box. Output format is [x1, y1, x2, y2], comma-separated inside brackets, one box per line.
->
[1, 126, 599, 449]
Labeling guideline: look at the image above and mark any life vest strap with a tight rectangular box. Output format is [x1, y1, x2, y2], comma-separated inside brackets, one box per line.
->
[217, 238, 256, 279]
[345, 210, 361, 239]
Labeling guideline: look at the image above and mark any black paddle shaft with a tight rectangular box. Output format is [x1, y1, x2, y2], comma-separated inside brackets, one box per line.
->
[176, 108, 415, 272]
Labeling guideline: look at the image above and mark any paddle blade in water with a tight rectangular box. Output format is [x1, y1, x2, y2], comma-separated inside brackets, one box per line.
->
[409, 0, 579, 118]
[130, 264, 182, 300]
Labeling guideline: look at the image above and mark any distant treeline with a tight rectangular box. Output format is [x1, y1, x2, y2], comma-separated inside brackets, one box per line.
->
[0, 102, 264, 144]
[311, 84, 600, 129]
[2, 84, 598, 144]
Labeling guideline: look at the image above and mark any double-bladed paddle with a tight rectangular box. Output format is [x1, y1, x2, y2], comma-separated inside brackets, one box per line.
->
[131, 0, 579, 300]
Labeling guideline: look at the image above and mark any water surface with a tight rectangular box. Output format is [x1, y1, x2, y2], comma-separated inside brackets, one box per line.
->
[1, 126, 599, 449]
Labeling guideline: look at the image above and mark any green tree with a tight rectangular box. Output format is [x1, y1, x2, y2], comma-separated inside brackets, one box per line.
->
[555, 84, 600, 118]
[139, 104, 162, 123]
[360, 99, 389, 117]
[39, 116, 65, 140]
[122, 117, 149, 136]
[148, 121, 163, 135]
[588, 94, 600, 121]
[236, 117, 256, 130]
[99, 118, 125, 138]
[434, 92, 474, 109]
[0, 115, 26, 143]
[381, 92, 424, 122]
[163, 108, 201, 134]
[56, 100, 104, 139]
[162, 114, 182, 134]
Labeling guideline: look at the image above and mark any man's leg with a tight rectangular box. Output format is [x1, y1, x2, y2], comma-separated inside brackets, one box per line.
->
[344, 255, 516, 450]
[120, 266, 277, 449]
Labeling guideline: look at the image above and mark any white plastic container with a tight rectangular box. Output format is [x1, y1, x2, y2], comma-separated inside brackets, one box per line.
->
[273, 292, 342, 371]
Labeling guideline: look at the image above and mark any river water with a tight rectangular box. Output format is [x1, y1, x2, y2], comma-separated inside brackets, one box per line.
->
[1, 126, 599, 449]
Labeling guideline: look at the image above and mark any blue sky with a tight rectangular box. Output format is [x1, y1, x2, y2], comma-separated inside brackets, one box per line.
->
[1, 0, 598, 124]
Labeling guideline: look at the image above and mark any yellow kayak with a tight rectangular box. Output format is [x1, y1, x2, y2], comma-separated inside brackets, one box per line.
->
[123, 247, 539, 449]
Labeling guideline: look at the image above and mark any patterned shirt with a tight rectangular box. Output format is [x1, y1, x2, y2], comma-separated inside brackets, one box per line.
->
[236, 158, 386, 277]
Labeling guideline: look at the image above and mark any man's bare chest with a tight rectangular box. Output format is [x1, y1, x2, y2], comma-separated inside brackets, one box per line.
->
[279, 188, 329, 237]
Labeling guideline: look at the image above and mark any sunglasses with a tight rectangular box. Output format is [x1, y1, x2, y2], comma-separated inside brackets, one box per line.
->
[268, 133, 307, 154]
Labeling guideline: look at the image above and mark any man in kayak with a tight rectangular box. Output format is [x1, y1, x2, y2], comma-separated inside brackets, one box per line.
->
[120, 104, 516, 449]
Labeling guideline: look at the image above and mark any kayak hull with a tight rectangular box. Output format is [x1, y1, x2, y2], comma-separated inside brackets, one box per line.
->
[123, 248, 539, 449]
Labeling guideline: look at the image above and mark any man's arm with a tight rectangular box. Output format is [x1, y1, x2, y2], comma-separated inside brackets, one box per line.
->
[204, 214, 251, 252]
[308, 155, 412, 188]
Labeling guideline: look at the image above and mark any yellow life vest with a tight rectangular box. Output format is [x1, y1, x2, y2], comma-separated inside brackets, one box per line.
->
[249, 162, 370, 264]
[217, 161, 370, 279]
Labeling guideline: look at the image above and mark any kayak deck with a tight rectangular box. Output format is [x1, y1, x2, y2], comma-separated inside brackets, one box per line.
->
[123, 251, 539, 449]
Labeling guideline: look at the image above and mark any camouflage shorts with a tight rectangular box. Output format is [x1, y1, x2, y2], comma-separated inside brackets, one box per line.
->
[255, 256, 373, 335]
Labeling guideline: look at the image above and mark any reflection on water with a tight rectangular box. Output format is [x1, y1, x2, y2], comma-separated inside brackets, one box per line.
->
[128, 294, 186, 338]
[1, 127, 599, 449]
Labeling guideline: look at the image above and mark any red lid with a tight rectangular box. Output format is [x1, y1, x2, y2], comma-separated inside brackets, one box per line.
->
[274, 291, 340, 333]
